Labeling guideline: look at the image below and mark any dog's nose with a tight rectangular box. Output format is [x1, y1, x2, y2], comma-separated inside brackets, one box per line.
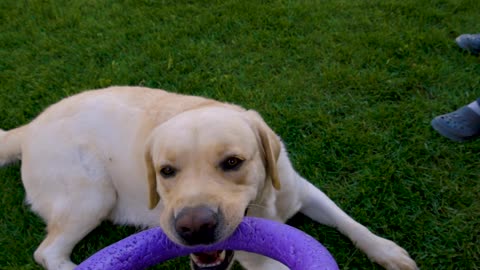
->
[174, 206, 219, 245]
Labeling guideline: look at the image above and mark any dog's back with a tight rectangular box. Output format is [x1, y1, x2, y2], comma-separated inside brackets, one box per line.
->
[0, 86, 231, 167]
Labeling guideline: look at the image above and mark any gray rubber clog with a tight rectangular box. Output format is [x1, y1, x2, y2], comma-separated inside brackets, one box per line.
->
[455, 34, 480, 55]
[431, 106, 480, 142]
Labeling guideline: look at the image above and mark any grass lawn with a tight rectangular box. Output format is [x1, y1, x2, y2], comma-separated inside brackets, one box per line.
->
[1, 0, 480, 269]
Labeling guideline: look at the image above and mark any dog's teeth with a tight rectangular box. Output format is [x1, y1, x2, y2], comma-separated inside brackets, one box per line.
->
[191, 251, 225, 268]
[194, 260, 222, 267]
[191, 254, 200, 265]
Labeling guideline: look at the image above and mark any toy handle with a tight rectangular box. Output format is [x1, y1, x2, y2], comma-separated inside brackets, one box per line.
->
[76, 217, 338, 270]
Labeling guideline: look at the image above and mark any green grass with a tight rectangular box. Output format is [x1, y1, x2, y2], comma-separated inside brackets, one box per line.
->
[1, 0, 480, 269]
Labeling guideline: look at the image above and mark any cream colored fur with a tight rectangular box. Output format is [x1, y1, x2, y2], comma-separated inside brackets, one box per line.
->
[0, 86, 418, 270]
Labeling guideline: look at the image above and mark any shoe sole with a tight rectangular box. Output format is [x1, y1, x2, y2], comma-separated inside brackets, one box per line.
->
[431, 118, 467, 142]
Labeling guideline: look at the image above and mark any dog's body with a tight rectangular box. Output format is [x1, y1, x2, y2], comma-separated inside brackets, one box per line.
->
[0, 86, 417, 270]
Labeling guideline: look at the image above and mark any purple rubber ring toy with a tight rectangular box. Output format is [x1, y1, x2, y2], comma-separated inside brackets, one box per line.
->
[76, 217, 338, 270]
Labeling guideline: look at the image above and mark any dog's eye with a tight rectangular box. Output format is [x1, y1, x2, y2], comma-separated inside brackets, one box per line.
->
[220, 157, 244, 171]
[160, 166, 176, 178]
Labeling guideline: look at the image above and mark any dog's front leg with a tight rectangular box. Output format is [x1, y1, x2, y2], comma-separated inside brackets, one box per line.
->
[235, 251, 289, 270]
[298, 178, 418, 270]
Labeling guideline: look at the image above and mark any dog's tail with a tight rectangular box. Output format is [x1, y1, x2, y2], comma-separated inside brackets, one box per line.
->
[0, 126, 25, 166]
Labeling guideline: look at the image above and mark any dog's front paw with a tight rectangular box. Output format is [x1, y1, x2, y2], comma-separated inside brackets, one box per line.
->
[366, 237, 418, 270]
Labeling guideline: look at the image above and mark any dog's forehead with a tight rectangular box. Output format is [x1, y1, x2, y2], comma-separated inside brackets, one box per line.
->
[153, 108, 258, 155]
[165, 108, 252, 135]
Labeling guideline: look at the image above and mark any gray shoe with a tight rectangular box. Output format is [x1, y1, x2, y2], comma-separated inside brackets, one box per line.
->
[431, 106, 480, 142]
[455, 34, 480, 54]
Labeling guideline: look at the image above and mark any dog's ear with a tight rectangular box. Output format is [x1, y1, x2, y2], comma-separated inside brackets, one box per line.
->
[145, 139, 160, 209]
[245, 110, 281, 190]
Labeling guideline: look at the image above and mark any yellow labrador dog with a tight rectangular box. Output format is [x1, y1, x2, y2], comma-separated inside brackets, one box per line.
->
[0, 86, 417, 270]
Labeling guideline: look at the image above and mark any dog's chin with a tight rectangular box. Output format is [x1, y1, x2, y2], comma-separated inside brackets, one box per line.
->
[190, 250, 234, 270]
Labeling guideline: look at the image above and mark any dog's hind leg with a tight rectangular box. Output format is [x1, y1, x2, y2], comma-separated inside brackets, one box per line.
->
[21, 139, 116, 270]
[33, 203, 113, 270]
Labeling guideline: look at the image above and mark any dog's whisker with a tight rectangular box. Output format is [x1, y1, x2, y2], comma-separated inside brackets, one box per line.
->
[246, 203, 268, 211]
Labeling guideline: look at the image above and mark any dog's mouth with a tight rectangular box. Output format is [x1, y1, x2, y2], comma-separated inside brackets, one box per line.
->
[188, 207, 248, 270]
[190, 250, 234, 270]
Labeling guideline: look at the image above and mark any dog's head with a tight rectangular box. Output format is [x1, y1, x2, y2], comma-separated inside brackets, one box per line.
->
[144, 107, 280, 269]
